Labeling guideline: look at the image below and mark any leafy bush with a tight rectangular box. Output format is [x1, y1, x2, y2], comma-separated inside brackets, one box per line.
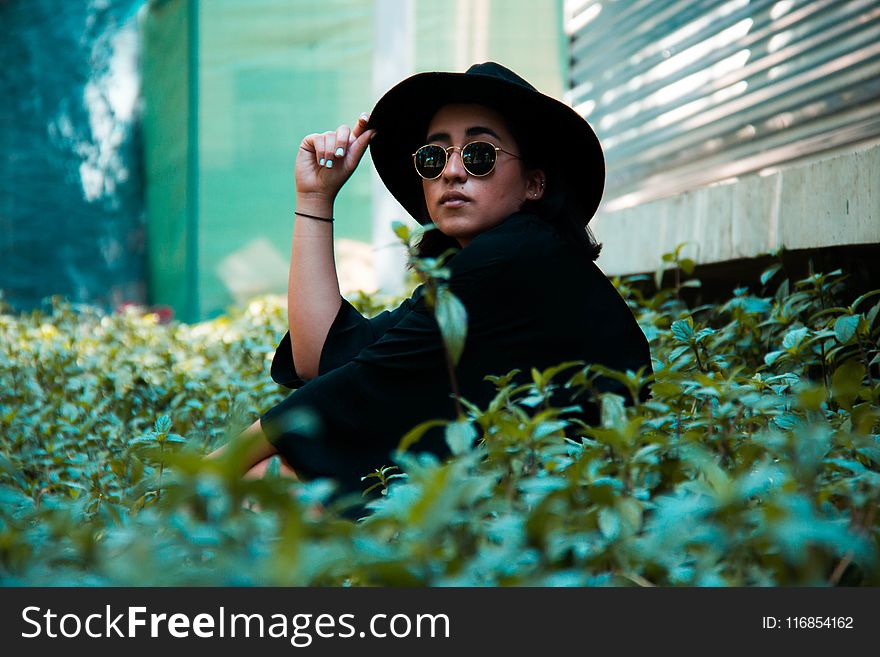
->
[1, 254, 878, 586]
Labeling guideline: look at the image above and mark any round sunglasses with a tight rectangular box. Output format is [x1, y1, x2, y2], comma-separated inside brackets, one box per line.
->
[412, 141, 521, 179]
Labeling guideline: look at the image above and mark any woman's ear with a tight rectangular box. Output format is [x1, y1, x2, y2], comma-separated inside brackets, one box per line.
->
[525, 169, 546, 201]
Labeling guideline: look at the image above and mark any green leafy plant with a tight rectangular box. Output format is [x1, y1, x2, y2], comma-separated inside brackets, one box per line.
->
[392, 221, 468, 417]
[1, 245, 878, 586]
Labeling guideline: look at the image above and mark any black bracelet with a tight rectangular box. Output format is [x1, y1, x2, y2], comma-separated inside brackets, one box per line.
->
[294, 211, 334, 223]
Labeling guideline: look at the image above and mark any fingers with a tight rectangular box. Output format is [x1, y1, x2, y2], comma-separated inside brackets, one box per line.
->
[321, 131, 337, 169]
[346, 127, 376, 165]
[351, 112, 370, 142]
[313, 124, 355, 169]
[334, 124, 351, 161]
[302, 131, 336, 169]
[300, 114, 374, 173]
[308, 133, 324, 166]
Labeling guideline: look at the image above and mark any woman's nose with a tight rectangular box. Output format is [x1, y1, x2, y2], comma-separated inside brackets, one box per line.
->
[443, 148, 467, 181]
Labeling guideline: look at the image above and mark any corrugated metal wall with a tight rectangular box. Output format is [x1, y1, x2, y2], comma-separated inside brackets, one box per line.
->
[565, 0, 880, 212]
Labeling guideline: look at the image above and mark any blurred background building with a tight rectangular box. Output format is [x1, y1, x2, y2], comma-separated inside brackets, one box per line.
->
[140, 0, 562, 320]
[1, 0, 147, 313]
[2, 0, 878, 320]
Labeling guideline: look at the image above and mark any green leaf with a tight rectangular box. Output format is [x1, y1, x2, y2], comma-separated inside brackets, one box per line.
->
[397, 419, 447, 452]
[833, 314, 860, 344]
[0, 453, 27, 488]
[763, 350, 786, 366]
[533, 420, 569, 440]
[445, 420, 477, 455]
[154, 415, 172, 433]
[782, 326, 809, 350]
[598, 507, 621, 541]
[654, 265, 665, 290]
[831, 359, 865, 410]
[649, 380, 680, 397]
[760, 264, 782, 286]
[615, 497, 643, 533]
[434, 285, 468, 366]
[535, 360, 585, 389]
[851, 289, 880, 312]
[599, 392, 627, 431]
[668, 345, 690, 363]
[391, 221, 411, 244]
[775, 277, 790, 301]
[484, 369, 522, 388]
[694, 327, 716, 343]
[670, 317, 694, 342]
[797, 385, 826, 411]
[866, 302, 880, 329]
[741, 296, 772, 313]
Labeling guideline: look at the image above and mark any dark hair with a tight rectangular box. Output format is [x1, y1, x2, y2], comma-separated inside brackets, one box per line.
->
[410, 226, 462, 262]
[410, 107, 602, 263]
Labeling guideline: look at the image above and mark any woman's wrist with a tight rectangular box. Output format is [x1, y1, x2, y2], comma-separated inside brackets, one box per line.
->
[295, 211, 334, 223]
[295, 192, 334, 219]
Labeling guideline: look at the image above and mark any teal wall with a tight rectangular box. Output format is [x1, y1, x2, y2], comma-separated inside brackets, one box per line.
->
[142, 0, 565, 320]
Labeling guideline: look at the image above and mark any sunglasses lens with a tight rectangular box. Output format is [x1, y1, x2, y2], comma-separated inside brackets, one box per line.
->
[461, 142, 496, 176]
[414, 142, 499, 178]
[414, 145, 446, 179]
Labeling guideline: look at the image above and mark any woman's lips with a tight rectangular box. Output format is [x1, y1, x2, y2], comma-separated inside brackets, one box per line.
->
[439, 192, 471, 208]
[442, 198, 469, 208]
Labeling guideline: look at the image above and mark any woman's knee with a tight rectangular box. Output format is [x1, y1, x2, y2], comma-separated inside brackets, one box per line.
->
[244, 454, 301, 481]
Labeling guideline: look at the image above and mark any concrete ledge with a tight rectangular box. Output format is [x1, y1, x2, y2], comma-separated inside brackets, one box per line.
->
[591, 143, 880, 276]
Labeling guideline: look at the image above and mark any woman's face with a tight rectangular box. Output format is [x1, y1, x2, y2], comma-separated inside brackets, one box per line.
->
[421, 103, 543, 247]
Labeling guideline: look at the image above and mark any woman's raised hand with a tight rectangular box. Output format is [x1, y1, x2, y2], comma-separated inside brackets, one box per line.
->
[295, 113, 376, 202]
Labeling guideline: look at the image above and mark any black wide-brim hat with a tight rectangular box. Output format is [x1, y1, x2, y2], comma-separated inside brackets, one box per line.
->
[367, 61, 604, 226]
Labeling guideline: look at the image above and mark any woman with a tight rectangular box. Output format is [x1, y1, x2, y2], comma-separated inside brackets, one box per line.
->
[212, 63, 653, 505]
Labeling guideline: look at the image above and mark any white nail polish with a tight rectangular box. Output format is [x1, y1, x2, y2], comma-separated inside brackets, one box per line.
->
[326, 159, 333, 169]
[335, 147, 344, 157]
[319, 158, 325, 166]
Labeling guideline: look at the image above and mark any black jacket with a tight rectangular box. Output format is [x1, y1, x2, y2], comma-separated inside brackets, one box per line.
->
[260, 212, 652, 497]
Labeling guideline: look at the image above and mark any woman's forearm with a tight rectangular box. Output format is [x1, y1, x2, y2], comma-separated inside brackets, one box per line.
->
[288, 192, 343, 380]
[285, 116, 374, 380]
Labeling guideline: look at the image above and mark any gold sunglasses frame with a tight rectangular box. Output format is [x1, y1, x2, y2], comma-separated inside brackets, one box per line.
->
[412, 141, 521, 179]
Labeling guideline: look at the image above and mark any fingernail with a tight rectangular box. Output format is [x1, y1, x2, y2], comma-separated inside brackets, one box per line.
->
[335, 147, 344, 157]
[319, 158, 325, 166]
[359, 113, 369, 122]
[326, 159, 333, 169]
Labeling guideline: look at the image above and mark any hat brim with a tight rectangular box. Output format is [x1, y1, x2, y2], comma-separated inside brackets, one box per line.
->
[367, 70, 604, 226]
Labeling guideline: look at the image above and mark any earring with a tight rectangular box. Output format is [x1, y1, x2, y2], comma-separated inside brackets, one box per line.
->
[532, 179, 544, 199]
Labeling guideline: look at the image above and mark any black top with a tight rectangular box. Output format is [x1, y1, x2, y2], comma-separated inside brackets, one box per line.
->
[260, 212, 652, 498]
